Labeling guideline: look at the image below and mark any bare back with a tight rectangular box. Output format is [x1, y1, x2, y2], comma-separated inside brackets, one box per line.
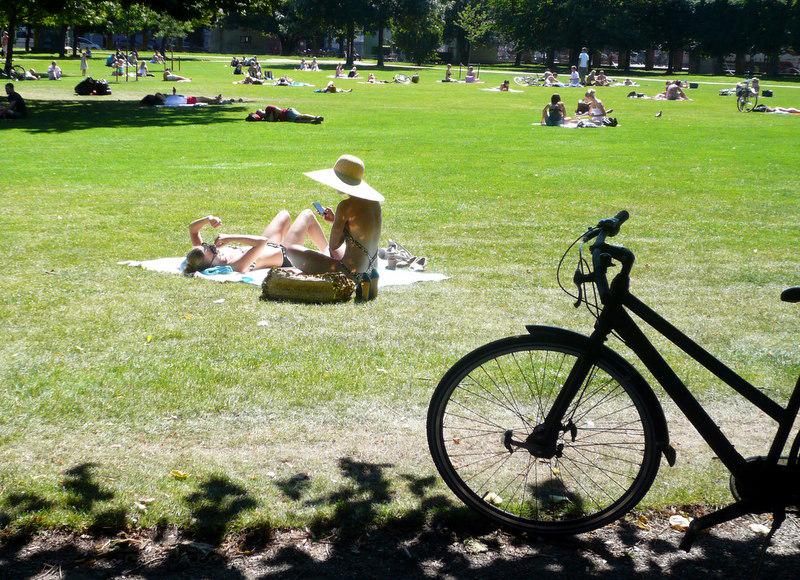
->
[335, 197, 382, 273]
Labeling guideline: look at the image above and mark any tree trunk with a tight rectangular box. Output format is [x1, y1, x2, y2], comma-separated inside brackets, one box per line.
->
[619, 48, 630, 71]
[713, 55, 724, 76]
[142, 29, 149, 52]
[514, 50, 521, 66]
[25, 24, 31, 52]
[545, 47, 555, 69]
[376, 22, 384, 66]
[160, 36, 167, 53]
[4, 3, 17, 76]
[734, 51, 745, 75]
[344, 22, 355, 67]
[72, 25, 79, 57]
[767, 51, 779, 77]
[644, 48, 654, 70]
[58, 25, 68, 58]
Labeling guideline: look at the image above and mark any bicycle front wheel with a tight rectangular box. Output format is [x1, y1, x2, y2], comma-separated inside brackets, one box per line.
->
[427, 335, 660, 535]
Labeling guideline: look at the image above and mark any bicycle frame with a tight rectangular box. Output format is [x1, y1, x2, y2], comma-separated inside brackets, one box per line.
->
[590, 293, 800, 477]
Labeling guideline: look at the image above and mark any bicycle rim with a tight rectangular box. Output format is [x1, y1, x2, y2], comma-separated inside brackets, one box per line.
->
[428, 336, 659, 534]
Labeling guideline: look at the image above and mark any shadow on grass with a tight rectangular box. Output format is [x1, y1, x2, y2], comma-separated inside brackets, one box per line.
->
[7, 99, 250, 134]
[0, 458, 798, 577]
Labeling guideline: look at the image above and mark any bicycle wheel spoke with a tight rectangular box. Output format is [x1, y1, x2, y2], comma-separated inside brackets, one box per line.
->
[430, 341, 657, 534]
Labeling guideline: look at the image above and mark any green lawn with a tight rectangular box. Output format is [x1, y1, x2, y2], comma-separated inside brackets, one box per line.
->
[1, 53, 799, 540]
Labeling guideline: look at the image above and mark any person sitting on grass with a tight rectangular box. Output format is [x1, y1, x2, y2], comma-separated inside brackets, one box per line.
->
[465, 65, 479, 83]
[0, 83, 26, 119]
[498, 79, 511, 92]
[335, 63, 345, 78]
[47, 61, 63, 80]
[595, 70, 611, 86]
[347, 66, 359, 78]
[248, 58, 262, 79]
[569, 66, 582, 87]
[298, 58, 307, 70]
[275, 75, 294, 86]
[163, 69, 191, 82]
[582, 89, 607, 122]
[286, 155, 383, 295]
[623, 78, 637, 86]
[586, 69, 597, 85]
[183, 211, 330, 274]
[21, 68, 40, 81]
[230, 56, 240, 67]
[443, 63, 454, 82]
[245, 105, 323, 123]
[310, 57, 320, 71]
[655, 80, 688, 101]
[541, 93, 568, 126]
[137, 61, 153, 77]
[316, 81, 352, 93]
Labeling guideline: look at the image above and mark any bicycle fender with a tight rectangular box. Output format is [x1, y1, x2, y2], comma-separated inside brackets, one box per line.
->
[525, 325, 676, 467]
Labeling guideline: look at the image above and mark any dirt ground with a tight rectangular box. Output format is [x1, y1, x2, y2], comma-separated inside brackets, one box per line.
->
[1, 510, 798, 579]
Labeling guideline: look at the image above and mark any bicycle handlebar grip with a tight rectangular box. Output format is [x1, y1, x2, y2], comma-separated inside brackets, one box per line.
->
[614, 210, 629, 225]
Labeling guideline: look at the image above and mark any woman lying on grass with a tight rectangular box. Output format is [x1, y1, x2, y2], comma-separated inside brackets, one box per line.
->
[245, 105, 323, 123]
[163, 69, 191, 82]
[316, 81, 352, 93]
[183, 211, 330, 274]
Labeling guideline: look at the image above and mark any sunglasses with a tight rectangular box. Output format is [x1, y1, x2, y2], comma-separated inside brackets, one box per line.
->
[201, 242, 218, 256]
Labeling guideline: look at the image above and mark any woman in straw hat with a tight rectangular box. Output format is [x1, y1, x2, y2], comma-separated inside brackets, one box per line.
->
[286, 155, 383, 295]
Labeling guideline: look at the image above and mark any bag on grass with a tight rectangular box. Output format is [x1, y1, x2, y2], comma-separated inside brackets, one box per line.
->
[74, 77, 95, 95]
[261, 268, 355, 304]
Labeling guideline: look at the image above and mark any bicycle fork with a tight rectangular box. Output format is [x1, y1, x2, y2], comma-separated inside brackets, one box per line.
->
[505, 313, 614, 459]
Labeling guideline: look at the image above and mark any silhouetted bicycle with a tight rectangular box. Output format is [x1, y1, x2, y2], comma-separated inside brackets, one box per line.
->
[737, 78, 758, 112]
[427, 211, 800, 550]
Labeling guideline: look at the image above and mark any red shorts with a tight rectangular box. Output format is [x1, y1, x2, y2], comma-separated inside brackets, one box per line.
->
[186, 96, 197, 105]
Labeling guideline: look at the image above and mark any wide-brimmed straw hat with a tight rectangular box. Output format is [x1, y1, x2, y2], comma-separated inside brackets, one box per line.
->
[304, 154, 385, 203]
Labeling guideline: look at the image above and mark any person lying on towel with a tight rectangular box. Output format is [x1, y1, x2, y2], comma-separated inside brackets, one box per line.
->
[182, 211, 329, 274]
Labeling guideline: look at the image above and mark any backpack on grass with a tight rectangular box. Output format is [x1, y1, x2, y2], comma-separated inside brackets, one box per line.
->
[75, 77, 112, 96]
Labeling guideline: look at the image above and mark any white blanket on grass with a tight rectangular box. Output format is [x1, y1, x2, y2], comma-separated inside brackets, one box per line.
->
[119, 257, 448, 288]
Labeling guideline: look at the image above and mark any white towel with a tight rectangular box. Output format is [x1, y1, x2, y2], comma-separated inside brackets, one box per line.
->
[119, 257, 448, 288]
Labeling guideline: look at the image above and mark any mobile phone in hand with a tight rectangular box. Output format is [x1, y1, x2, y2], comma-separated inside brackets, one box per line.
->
[312, 201, 325, 215]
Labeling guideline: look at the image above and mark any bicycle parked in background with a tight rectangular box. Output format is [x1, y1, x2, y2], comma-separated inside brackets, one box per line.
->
[428, 211, 799, 550]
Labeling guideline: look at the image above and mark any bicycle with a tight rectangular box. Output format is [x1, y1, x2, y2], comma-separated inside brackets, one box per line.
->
[427, 211, 800, 550]
[737, 78, 758, 112]
[514, 75, 541, 87]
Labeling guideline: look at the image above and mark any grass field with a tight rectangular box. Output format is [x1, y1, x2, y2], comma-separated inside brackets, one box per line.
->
[1, 53, 799, 541]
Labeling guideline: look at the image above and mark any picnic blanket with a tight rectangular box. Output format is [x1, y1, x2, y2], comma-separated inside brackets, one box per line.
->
[274, 81, 314, 87]
[120, 257, 448, 288]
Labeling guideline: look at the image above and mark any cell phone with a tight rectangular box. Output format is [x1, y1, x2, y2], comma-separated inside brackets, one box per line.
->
[312, 201, 325, 215]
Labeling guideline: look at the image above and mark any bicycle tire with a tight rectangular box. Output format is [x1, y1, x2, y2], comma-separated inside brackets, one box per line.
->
[427, 334, 660, 535]
[744, 93, 757, 112]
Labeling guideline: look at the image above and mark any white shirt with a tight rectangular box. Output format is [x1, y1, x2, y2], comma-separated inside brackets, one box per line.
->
[571, 71, 580, 83]
[164, 94, 187, 106]
[578, 52, 589, 68]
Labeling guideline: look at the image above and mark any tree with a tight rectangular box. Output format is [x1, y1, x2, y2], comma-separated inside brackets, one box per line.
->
[455, 2, 494, 64]
[392, 0, 443, 64]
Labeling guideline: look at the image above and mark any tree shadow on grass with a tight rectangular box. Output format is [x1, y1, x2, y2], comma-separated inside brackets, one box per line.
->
[10, 99, 250, 134]
[1, 458, 799, 577]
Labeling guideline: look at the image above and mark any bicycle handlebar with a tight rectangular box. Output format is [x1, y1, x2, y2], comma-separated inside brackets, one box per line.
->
[586, 210, 634, 302]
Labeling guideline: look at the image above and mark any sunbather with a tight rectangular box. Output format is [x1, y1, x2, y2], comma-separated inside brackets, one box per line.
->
[235, 74, 267, 85]
[310, 57, 320, 71]
[275, 75, 294, 86]
[569, 66, 582, 87]
[498, 79, 510, 91]
[465, 65, 479, 83]
[164, 69, 191, 82]
[335, 63, 345, 78]
[286, 155, 383, 289]
[348, 66, 359, 78]
[245, 105, 323, 123]
[183, 211, 329, 274]
[317, 81, 351, 93]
